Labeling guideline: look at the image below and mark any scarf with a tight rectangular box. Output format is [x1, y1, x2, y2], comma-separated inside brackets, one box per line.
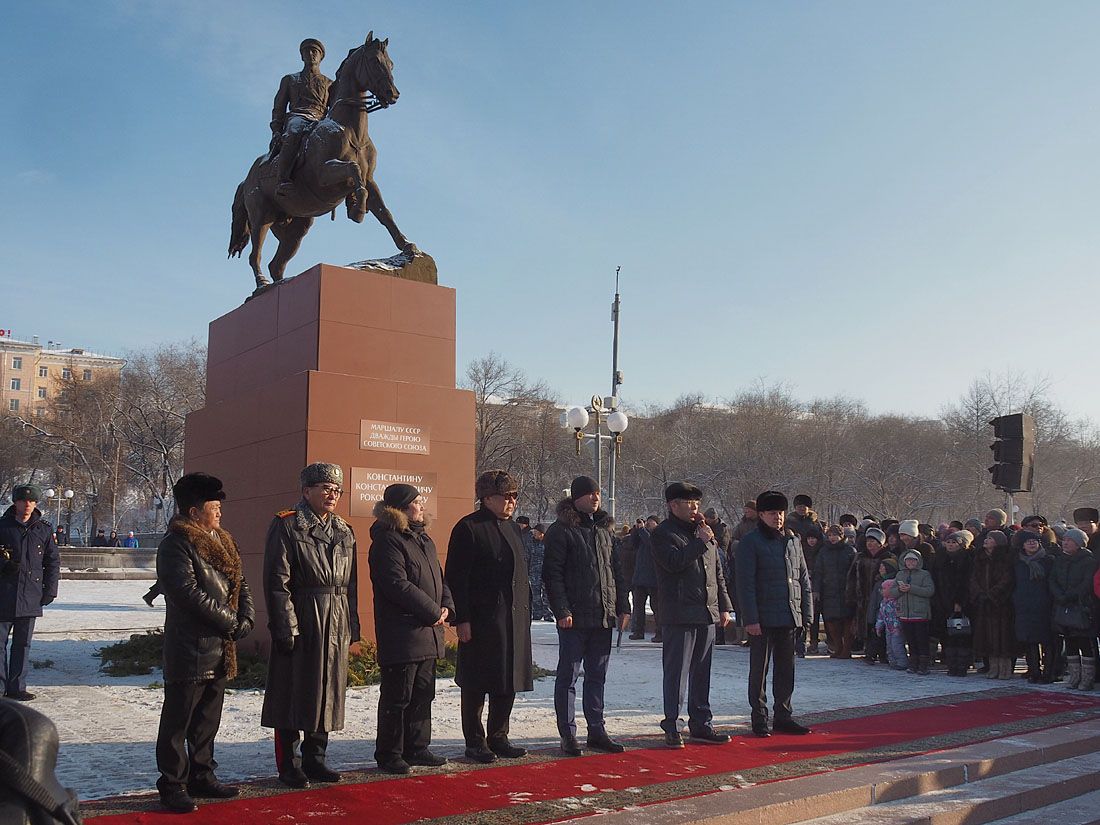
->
[167, 516, 244, 679]
[1019, 546, 1049, 582]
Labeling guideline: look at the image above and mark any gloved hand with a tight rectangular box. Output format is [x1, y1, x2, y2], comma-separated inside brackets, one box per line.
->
[233, 619, 254, 641]
[223, 619, 239, 641]
[40, 595, 55, 606]
[274, 636, 295, 655]
[2, 557, 20, 577]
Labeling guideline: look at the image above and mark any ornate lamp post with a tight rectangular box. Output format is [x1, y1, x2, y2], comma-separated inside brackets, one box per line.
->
[564, 396, 629, 520]
[42, 488, 74, 540]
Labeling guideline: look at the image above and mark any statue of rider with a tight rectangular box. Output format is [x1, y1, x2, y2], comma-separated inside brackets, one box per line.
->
[271, 39, 333, 197]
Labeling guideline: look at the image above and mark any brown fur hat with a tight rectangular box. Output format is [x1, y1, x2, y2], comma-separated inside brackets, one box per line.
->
[475, 469, 519, 500]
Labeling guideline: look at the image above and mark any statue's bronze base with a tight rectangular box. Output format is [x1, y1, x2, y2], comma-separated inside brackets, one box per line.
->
[346, 248, 436, 285]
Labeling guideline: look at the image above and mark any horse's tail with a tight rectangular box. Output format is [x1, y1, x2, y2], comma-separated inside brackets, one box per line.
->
[228, 182, 249, 258]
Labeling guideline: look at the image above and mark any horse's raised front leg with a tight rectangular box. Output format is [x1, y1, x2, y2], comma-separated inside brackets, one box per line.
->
[269, 216, 315, 282]
[316, 159, 367, 222]
[365, 179, 416, 253]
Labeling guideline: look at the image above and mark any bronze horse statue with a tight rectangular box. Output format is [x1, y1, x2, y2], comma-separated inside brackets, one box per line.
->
[229, 33, 417, 291]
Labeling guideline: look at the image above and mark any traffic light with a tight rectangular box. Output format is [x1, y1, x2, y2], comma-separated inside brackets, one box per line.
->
[988, 413, 1035, 492]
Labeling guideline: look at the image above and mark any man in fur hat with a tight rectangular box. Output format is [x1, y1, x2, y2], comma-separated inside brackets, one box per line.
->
[1072, 507, 1100, 550]
[261, 463, 360, 789]
[445, 469, 533, 763]
[542, 476, 631, 756]
[154, 473, 255, 813]
[736, 490, 813, 738]
[0, 484, 60, 704]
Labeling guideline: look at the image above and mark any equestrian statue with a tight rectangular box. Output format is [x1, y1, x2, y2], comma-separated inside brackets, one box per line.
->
[229, 33, 419, 293]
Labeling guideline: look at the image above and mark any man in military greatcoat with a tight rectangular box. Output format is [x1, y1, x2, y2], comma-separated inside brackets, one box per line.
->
[261, 463, 360, 788]
[445, 469, 533, 764]
[0, 484, 60, 702]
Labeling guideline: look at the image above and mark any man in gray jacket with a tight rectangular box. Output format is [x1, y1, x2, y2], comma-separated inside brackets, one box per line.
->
[651, 482, 733, 748]
[736, 490, 813, 738]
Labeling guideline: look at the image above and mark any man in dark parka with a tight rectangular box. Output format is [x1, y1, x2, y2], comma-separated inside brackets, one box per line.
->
[368, 483, 455, 774]
[736, 490, 814, 738]
[651, 482, 733, 748]
[542, 476, 630, 756]
[262, 463, 360, 788]
[0, 484, 59, 703]
[445, 469, 533, 763]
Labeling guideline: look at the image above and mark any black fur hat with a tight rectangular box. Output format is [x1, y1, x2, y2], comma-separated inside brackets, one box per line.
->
[173, 473, 226, 516]
[664, 482, 703, 502]
[755, 490, 788, 513]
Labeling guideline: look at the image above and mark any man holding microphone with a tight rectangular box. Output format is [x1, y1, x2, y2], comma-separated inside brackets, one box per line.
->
[650, 482, 733, 748]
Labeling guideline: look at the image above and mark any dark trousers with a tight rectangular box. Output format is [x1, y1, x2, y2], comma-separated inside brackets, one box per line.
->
[863, 622, 885, 661]
[375, 659, 435, 763]
[554, 627, 611, 737]
[275, 728, 329, 775]
[901, 620, 930, 661]
[1063, 635, 1099, 658]
[0, 617, 35, 695]
[660, 623, 715, 734]
[155, 678, 225, 794]
[460, 689, 515, 748]
[823, 619, 852, 657]
[631, 587, 657, 634]
[747, 627, 796, 725]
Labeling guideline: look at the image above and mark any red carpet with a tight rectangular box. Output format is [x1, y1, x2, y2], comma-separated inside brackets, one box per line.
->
[86, 691, 1100, 824]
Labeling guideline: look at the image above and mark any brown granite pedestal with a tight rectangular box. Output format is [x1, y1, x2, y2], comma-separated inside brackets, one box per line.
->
[184, 263, 474, 646]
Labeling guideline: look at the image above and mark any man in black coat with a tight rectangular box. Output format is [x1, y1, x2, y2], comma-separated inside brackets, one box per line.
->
[154, 473, 255, 813]
[736, 490, 813, 738]
[543, 476, 631, 756]
[0, 485, 60, 703]
[445, 469, 533, 764]
[369, 483, 455, 774]
[651, 482, 733, 748]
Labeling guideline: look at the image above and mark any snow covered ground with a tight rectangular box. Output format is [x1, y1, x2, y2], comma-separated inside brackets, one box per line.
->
[27, 580, 1002, 800]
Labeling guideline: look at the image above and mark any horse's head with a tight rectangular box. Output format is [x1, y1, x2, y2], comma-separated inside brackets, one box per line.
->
[352, 31, 399, 108]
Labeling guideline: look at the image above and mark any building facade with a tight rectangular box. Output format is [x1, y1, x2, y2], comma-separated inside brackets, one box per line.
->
[0, 334, 125, 417]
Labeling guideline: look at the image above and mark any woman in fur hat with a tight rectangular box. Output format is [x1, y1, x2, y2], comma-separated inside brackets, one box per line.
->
[154, 473, 255, 814]
[969, 530, 1016, 679]
[369, 484, 454, 774]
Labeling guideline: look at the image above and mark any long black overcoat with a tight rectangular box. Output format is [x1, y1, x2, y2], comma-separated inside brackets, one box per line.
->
[445, 506, 533, 695]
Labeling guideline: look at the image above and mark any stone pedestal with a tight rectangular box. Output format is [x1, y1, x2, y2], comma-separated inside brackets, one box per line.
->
[184, 263, 475, 647]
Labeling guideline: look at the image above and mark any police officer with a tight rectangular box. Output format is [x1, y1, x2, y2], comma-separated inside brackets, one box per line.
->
[0, 485, 60, 701]
[271, 38, 333, 196]
[261, 463, 360, 788]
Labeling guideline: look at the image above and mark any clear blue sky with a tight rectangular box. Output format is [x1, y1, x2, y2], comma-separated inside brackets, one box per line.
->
[3, 2, 1098, 421]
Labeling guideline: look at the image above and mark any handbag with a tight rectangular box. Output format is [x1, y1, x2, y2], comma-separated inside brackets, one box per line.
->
[946, 612, 971, 637]
[1053, 603, 1091, 634]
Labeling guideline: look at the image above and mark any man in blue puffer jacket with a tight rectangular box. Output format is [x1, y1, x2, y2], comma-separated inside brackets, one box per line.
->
[736, 490, 813, 738]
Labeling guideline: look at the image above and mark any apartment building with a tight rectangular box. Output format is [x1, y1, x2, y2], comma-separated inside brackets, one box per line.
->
[0, 333, 126, 417]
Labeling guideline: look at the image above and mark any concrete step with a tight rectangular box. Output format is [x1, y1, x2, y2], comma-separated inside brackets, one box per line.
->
[983, 787, 1100, 824]
[792, 750, 1100, 825]
[576, 719, 1100, 825]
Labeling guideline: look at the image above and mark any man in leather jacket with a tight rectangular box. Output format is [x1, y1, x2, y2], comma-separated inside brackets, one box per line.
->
[154, 473, 255, 813]
[261, 463, 360, 788]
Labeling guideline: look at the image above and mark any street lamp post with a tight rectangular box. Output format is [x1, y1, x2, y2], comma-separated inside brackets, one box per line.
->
[42, 488, 74, 542]
[564, 396, 629, 520]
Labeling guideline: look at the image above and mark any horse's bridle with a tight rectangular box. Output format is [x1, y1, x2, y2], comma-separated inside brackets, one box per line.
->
[329, 48, 394, 115]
